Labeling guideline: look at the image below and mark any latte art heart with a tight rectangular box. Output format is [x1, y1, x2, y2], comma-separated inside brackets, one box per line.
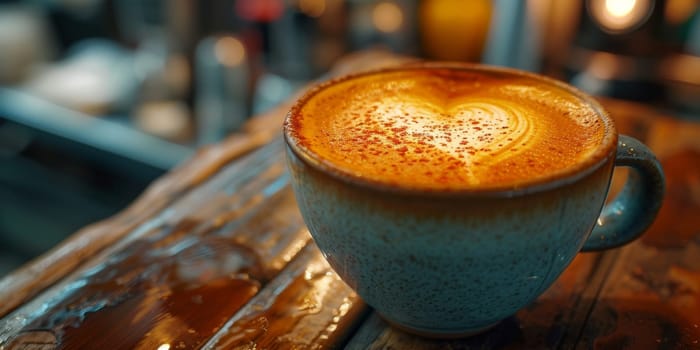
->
[289, 68, 607, 191]
[370, 99, 535, 185]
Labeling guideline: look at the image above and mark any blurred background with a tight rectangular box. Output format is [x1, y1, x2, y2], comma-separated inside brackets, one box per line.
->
[1, 0, 699, 276]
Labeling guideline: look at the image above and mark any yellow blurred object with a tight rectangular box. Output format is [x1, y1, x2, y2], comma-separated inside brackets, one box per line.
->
[419, 0, 493, 61]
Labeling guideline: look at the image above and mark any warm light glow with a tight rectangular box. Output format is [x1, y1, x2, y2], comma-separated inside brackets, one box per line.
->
[214, 36, 246, 67]
[157, 344, 171, 350]
[372, 2, 403, 33]
[299, 0, 326, 17]
[605, 0, 637, 17]
[588, 0, 653, 33]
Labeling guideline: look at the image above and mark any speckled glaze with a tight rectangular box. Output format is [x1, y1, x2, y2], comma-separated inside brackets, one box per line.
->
[283, 63, 665, 337]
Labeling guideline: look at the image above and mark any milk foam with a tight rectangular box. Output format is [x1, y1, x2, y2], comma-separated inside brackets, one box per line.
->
[367, 98, 535, 185]
[288, 68, 607, 190]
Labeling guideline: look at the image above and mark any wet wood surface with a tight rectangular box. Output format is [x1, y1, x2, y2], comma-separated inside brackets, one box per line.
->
[1, 54, 699, 349]
[0, 50, 414, 318]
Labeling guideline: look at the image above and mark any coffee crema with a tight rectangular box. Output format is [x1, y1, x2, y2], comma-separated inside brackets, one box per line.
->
[286, 66, 609, 191]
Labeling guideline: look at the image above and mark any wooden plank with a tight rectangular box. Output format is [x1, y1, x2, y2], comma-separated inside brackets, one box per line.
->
[0, 131, 270, 318]
[203, 243, 369, 349]
[0, 142, 311, 349]
[574, 118, 700, 350]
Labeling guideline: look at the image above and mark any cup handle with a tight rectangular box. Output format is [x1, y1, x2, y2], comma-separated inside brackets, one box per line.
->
[581, 135, 665, 252]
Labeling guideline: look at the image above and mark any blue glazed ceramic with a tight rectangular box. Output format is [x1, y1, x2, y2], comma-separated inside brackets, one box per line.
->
[283, 63, 665, 337]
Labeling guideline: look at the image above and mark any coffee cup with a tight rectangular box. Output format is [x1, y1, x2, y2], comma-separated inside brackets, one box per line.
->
[283, 62, 665, 337]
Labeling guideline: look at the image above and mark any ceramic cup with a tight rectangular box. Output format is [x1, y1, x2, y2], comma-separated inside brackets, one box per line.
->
[283, 63, 665, 338]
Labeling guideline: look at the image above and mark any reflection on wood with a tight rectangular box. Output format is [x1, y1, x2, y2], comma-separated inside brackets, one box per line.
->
[578, 245, 700, 349]
[0, 115, 274, 319]
[204, 244, 368, 349]
[0, 141, 309, 349]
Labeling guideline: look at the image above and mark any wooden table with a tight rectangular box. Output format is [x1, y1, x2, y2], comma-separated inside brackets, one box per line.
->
[1, 53, 699, 350]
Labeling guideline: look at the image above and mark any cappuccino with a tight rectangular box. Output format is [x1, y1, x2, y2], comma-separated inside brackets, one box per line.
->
[286, 66, 609, 191]
[284, 63, 664, 337]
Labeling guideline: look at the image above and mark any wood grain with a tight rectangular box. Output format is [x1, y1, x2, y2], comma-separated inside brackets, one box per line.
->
[575, 117, 700, 350]
[0, 116, 273, 318]
[0, 141, 306, 348]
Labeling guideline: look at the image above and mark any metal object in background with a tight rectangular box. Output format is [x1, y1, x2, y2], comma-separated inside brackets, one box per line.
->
[195, 35, 251, 145]
[567, 0, 667, 101]
[482, 0, 543, 71]
[565, 0, 700, 113]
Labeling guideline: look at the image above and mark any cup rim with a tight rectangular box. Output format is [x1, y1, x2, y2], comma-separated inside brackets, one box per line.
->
[283, 61, 618, 198]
